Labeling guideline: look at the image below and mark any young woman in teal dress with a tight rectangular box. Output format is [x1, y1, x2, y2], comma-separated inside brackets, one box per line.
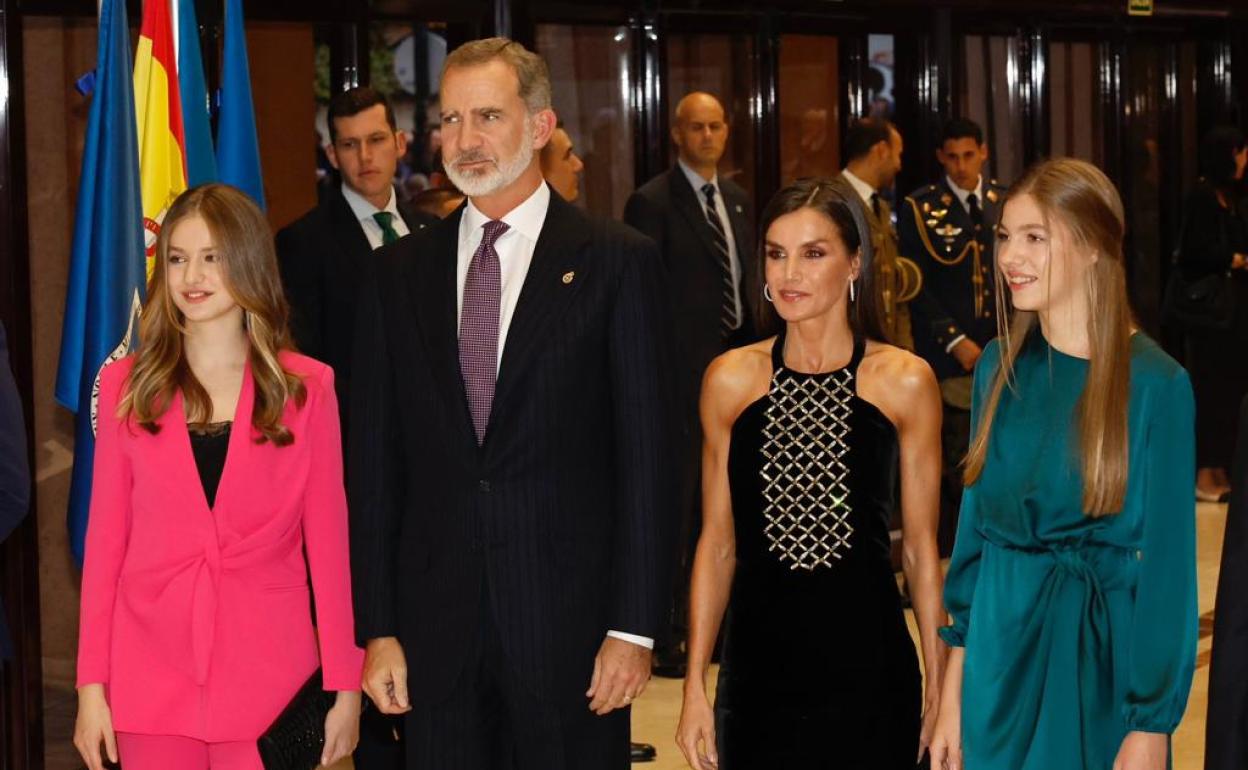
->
[930, 158, 1198, 770]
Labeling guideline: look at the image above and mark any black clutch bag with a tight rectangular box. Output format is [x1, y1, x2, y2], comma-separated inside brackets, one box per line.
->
[257, 669, 337, 770]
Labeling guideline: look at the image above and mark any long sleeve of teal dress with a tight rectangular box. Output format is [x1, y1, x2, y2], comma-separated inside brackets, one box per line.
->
[938, 340, 998, 649]
[940, 332, 1198, 770]
[1123, 366, 1198, 733]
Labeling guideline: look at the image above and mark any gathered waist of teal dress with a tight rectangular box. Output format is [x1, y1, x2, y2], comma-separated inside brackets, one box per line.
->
[983, 536, 1139, 591]
[960, 537, 1141, 768]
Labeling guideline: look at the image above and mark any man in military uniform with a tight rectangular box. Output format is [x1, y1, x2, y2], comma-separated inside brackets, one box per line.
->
[832, 118, 920, 350]
[899, 118, 1006, 552]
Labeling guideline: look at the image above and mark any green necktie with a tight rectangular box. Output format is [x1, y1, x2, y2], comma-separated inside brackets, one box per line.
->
[372, 211, 401, 246]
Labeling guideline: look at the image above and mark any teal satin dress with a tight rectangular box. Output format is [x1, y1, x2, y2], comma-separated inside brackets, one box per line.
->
[941, 331, 1198, 769]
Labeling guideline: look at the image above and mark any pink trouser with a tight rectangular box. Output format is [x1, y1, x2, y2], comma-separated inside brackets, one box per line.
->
[116, 732, 263, 770]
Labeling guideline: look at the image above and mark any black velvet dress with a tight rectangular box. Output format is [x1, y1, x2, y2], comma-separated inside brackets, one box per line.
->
[715, 331, 921, 769]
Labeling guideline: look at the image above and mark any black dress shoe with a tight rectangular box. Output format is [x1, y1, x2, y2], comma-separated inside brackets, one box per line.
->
[631, 742, 657, 762]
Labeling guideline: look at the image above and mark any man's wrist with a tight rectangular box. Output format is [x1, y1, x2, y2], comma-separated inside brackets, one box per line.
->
[606, 630, 654, 649]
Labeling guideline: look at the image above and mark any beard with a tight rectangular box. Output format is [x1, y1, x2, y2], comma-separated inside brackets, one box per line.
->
[444, 118, 536, 197]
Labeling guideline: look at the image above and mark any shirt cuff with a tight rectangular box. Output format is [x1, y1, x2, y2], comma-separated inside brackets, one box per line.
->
[606, 630, 655, 649]
[945, 334, 968, 354]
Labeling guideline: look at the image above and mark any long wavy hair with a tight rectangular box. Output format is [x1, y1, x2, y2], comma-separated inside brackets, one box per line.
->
[753, 177, 888, 342]
[963, 158, 1133, 516]
[119, 183, 306, 445]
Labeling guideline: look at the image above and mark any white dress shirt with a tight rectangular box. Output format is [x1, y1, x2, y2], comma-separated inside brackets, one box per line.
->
[341, 183, 410, 250]
[456, 181, 653, 650]
[840, 167, 878, 208]
[678, 159, 744, 326]
[946, 175, 984, 216]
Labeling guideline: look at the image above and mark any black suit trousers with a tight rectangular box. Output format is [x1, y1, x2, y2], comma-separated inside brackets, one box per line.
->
[405, 583, 629, 770]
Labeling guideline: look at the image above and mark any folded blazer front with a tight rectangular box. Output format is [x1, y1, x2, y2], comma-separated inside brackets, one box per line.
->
[77, 351, 363, 741]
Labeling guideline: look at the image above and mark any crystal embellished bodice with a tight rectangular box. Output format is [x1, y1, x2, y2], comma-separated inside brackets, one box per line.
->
[718, 329, 911, 702]
[760, 360, 856, 570]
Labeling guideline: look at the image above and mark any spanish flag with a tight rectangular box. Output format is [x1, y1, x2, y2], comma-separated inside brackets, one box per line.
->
[134, 0, 187, 276]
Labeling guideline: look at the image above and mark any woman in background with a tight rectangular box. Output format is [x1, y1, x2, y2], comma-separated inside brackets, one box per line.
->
[931, 158, 1197, 770]
[1178, 126, 1248, 502]
[677, 179, 946, 769]
[73, 184, 363, 770]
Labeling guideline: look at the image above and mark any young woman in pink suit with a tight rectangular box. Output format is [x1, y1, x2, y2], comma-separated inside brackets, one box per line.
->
[72, 184, 364, 770]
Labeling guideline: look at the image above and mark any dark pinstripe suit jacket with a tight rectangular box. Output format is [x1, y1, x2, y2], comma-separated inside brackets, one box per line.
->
[348, 188, 679, 707]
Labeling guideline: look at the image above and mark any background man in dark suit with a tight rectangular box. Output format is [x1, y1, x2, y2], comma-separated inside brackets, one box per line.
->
[0, 322, 29, 665]
[350, 37, 676, 769]
[276, 86, 436, 770]
[277, 87, 438, 429]
[898, 118, 1004, 553]
[623, 91, 754, 679]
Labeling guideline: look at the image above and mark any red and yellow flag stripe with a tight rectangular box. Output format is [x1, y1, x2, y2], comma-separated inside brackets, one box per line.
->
[134, 0, 187, 276]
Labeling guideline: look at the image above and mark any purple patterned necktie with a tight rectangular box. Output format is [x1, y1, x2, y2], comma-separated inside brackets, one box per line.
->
[460, 219, 509, 444]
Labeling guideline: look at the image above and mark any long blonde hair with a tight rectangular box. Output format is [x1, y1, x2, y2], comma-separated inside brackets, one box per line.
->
[963, 158, 1133, 516]
[120, 184, 306, 445]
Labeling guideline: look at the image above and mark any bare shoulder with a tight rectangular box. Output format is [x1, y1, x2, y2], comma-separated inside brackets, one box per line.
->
[702, 338, 774, 421]
[857, 342, 939, 422]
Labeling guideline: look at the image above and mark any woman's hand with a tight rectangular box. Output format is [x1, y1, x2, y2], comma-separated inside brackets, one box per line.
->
[675, 687, 718, 770]
[73, 683, 117, 770]
[322, 690, 362, 766]
[1112, 731, 1168, 770]
[929, 704, 961, 770]
[919, 688, 940, 763]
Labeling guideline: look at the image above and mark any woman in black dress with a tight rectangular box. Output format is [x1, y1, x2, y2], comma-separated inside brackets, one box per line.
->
[1180, 126, 1248, 501]
[676, 179, 946, 769]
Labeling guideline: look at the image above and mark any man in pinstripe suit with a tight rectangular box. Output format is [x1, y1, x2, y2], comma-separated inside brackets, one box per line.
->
[349, 37, 678, 769]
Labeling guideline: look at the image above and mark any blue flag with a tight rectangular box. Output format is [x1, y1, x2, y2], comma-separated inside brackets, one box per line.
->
[177, 0, 217, 186]
[216, 0, 265, 208]
[55, 0, 146, 564]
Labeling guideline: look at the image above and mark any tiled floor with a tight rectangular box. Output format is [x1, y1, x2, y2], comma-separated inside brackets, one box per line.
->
[43, 503, 1227, 770]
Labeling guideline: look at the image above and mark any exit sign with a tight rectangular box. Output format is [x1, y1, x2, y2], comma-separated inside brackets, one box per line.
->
[1129, 0, 1154, 14]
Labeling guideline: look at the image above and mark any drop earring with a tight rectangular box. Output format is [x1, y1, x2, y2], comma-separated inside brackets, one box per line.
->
[849, 279, 857, 303]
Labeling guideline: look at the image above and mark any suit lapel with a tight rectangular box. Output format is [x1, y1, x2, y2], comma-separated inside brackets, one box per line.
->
[490, 193, 592, 425]
[327, 188, 374, 264]
[669, 169, 724, 270]
[413, 207, 476, 442]
[723, 184, 756, 308]
[938, 178, 974, 231]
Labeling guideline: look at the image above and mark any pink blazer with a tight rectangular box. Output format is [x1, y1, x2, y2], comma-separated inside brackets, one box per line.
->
[76, 351, 363, 741]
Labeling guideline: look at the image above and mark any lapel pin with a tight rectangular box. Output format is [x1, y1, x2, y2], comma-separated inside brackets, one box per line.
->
[986, 189, 999, 203]
[562, 271, 575, 285]
[735, 204, 744, 214]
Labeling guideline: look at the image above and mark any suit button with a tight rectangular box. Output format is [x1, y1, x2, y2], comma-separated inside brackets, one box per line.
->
[478, 480, 492, 493]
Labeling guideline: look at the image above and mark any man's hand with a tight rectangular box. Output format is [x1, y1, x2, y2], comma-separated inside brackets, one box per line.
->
[362, 637, 412, 715]
[586, 636, 652, 715]
[951, 338, 982, 372]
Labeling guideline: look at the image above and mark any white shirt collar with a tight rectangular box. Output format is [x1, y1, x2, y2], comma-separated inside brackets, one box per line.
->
[462, 180, 551, 243]
[678, 158, 719, 197]
[946, 175, 984, 210]
[341, 182, 401, 224]
[840, 168, 877, 206]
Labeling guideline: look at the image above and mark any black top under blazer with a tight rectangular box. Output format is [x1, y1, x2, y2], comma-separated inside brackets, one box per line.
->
[276, 184, 437, 430]
[348, 188, 679, 708]
[624, 167, 756, 409]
